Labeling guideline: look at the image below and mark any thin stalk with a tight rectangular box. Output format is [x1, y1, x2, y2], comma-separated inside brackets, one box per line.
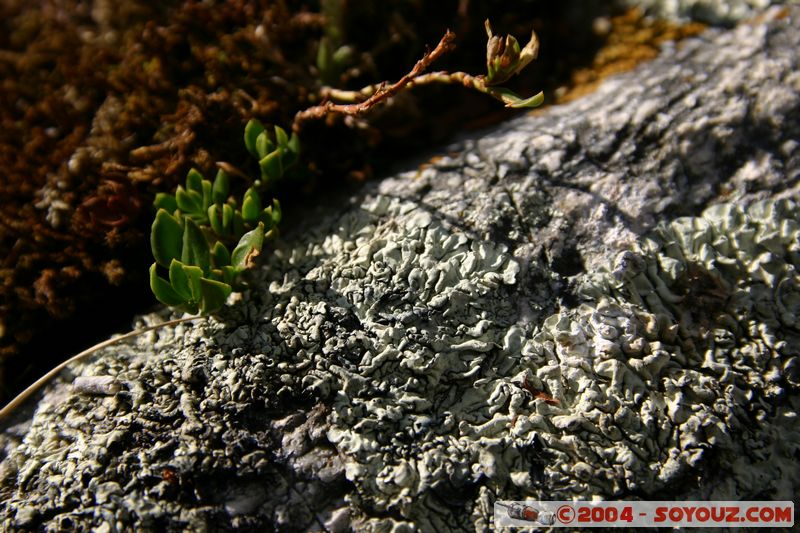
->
[296, 26, 544, 130]
[0, 315, 204, 421]
[293, 30, 457, 131]
[322, 71, 544, 109]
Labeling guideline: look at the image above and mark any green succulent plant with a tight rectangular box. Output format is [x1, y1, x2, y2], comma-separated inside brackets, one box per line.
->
[150, 18, 541, 314]
[243, 120, 301, 189]
[149, 119, 289, 314]
[315, 0, 354, 85]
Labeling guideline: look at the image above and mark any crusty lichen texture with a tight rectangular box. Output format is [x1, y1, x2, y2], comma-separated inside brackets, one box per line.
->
[620, 0, 788, 25]
[1, 194, 798, 532]
[533, 199, 800, 498]
[317, 198, 800, 530]
[2, 6, 799, 527]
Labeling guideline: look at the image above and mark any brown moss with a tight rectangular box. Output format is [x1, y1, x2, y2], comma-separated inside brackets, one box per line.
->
[0, 0, 323, 396]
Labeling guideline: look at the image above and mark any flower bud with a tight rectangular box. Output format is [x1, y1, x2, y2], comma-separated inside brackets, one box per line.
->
[484, 20, 539, 86]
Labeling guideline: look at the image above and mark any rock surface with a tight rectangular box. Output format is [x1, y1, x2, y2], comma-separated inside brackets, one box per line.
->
[2, 7, 799, 532]
[623, 0, 795, 25]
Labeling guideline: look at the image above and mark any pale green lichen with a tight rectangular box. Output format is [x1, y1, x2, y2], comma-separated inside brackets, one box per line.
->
[2, 197, 798, 532]
[301, 198, 800, 530]
[518, 199, 800, 500]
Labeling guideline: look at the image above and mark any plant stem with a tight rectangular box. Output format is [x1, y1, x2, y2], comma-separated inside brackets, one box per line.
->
[0, 315, 203, 422]
[323, 71, 543, 107]
[293, 30, 457, 131]
[295, 28, 544, 130]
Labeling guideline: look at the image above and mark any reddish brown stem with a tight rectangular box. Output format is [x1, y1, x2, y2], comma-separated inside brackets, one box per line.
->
[293, 30, 457, 132]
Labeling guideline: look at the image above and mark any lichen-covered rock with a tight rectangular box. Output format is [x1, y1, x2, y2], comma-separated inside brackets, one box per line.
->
[2, 7, 800, 532]
[620, 0, 792, 25]
[538, 199, 800, 498]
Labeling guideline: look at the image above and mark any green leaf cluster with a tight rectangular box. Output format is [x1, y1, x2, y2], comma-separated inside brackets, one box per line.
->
[149, 119, 292, 314]
[243, 119, 301, 190]
[315, 0, 353, 85]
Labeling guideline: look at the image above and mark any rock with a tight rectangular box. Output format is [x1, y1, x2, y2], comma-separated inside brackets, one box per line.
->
[2, 7, 799, 532]
[621, 0, 792, 25]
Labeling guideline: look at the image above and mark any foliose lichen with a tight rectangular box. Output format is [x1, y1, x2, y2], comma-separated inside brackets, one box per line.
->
[267, 197, 800, 530]
[1, 197, 798, 532]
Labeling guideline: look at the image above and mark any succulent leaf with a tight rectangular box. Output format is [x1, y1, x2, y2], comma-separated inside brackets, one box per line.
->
[244, 119, 265, 158]
[260, 210, 274, 230]
[168, 259, 192, 300]
[242, 187, 262, 223]
[259, 149, 283, 184]
[493, 88, 544, 109]
[212, 241, 231, 268]
[150, 264, 186, 306]
[233, 211, 244, 237]
[176, 187, 203, 214]
[287, 132, 300, 156]
[260, 199, 282, 229]
[507, 91, 544, 108]
[181, 218, 211, 272]
[151, 209, 183, 268]
[275, 126, 289, 148]
[317, 37, 332, 82]
[186, 169, 204, 194]
[270, 199, 282, 225]
[202, 179, 212, 211]
[212, 169, 230, 203]
[154, 193, 178, 213]
[255, 131, 274, 160]
[222, 265, 237, 286]
[332, 45, 353, 66]
[231, 223, 265, 270]
[222, 203, 234, 233]
[199, 277, 233, 314]
[208, 205, 224, 235]
[180, 264, 203, 302]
